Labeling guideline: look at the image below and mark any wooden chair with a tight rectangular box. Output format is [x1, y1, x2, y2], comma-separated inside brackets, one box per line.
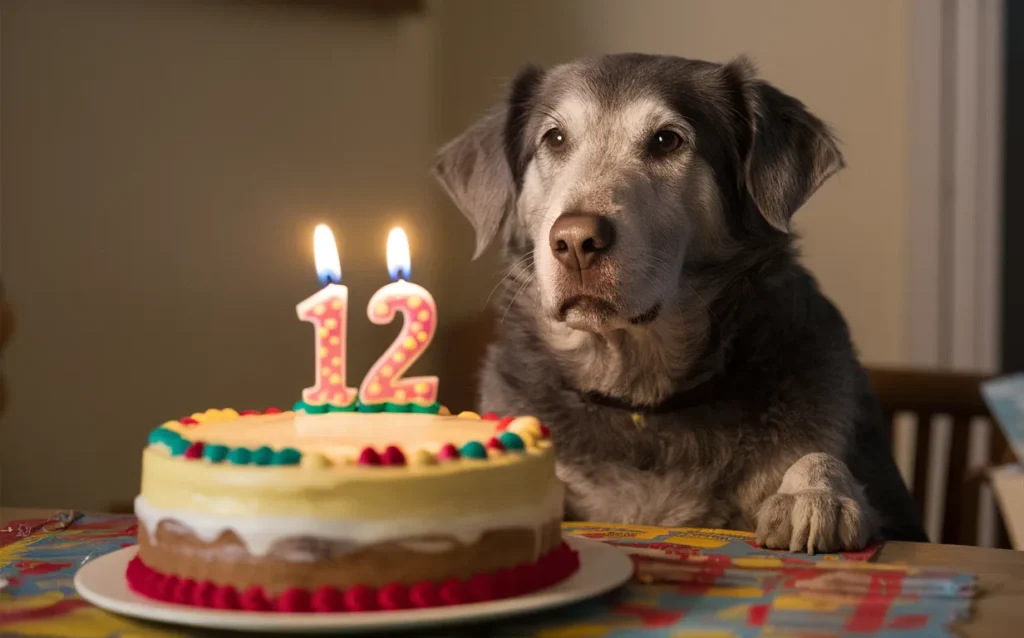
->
[866, 367, 1016, 547]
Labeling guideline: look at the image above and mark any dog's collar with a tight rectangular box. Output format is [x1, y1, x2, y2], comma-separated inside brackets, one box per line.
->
[573, 373, 721, 415]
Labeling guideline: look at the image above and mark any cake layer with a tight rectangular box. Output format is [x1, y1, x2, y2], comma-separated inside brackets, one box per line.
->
[136, 517, 564, 593]
[135, 483, 564, 556]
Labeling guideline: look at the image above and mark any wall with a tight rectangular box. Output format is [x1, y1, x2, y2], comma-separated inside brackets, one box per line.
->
[1, 1, 436, 510]
[431, 0, 912, 367]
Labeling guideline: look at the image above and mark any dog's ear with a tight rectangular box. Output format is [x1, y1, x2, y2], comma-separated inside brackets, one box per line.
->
[433, 66, 544, 259]
[726, 57, 844, 233]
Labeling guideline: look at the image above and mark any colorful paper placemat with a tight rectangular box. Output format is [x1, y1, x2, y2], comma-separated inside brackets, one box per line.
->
[0, 512, 973, 637]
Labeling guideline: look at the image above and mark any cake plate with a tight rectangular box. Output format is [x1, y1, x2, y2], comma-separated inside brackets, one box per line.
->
[74, 536, 633, 634]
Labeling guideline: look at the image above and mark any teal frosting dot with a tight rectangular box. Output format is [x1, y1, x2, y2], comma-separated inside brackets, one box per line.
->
[227, 447, 252, 465]
[328, 401, 357, 412]
[410, 402, 441, 414]
[357, 400, 385, 413]
[273, 447, 302, 466]
[204, 444, 229, 463]
[167, 437, 191, 456]
[252, 445, 274, 465]
[498, 431, 525, 451]
[384, 402, 411, 413]
[459, 440, 488, 459]
[148, 427, 180, 446]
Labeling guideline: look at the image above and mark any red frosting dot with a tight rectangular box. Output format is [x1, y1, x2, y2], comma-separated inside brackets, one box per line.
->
[172, 578, 195, 604]
[437, 443, 460, 461]
[264, 407, 282, 414]
[358, 447, 382, 466]
[381, 445, 406, 466]
[183, 441, 205, 459]
[240, 409, 261, 416]
[378, 583, 410, 610]
[496, 417, 516, 431]
[191, 581, 215, 607]
[439, 578, 468, 606]
[277, 587, 311, 612]
[344, 585, 377, 611]
[486, 437, 505, 452]
[179, 417, 199, 425]
[481, 412, 500, 421]
[241, 586, 270, 611]
[212, 586, 239, 610]
[539, 423, 551, 437]
[409, 581, 440, 608]
[466, 573, 498, 602]
[312, 586, 344, 612]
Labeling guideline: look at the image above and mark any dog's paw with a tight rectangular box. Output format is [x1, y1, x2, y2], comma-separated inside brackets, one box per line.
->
[755, 489, 871, 554]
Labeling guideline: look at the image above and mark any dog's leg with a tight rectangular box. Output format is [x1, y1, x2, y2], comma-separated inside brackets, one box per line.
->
[755, 453, 879, 554]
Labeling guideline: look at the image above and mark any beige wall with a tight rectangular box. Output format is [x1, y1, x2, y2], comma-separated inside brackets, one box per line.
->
[2, 0, 913, 510]
[432, 0, 912, 366]
[1, 1, 437, 510]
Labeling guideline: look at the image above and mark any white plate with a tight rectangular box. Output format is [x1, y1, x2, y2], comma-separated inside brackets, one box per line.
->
[74, 536, 633, 634]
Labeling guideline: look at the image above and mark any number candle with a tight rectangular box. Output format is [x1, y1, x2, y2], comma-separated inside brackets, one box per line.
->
[358, 227, 439, 407]
[296, 224, 357, 408]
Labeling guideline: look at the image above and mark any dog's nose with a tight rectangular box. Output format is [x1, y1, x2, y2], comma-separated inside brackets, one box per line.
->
[548, 212, 615, 271]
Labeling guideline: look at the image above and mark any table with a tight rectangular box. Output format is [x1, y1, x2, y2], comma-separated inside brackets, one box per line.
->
[2, 507, 1021, 637]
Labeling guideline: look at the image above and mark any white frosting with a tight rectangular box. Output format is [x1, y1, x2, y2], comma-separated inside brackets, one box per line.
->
[135, 484, 564, 559]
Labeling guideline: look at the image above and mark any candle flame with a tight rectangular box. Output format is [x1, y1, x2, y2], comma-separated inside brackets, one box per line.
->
[387, 227, 411, 281]
[313, 224, 342, 285]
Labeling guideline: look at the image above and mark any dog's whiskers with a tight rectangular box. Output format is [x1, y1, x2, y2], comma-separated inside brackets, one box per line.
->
[501, 272, 536, 324]
[484, 252, 535, 308]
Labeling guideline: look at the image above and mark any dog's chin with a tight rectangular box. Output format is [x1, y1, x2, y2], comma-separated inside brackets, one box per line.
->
[557, 296, 662, 333]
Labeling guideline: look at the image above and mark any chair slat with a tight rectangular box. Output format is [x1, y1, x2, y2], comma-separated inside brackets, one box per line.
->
[942, 417, 974, 546]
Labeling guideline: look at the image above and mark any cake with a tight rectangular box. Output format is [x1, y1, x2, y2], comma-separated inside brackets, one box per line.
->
[128, 405, 578, 612]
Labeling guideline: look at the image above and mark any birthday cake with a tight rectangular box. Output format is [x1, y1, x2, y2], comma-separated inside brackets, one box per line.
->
[128, 406, 576, 612]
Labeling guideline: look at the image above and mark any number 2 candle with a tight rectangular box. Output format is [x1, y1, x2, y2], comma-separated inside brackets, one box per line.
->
[358, 227, 439, 407]
[296, 224, 357, 408]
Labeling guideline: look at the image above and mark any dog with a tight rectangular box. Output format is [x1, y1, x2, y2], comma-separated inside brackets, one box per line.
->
[433, 53, 928, 552]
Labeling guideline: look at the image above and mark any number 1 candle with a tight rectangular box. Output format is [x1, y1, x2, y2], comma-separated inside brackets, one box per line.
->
[358, 227, 439, 407]
[296, 224, 357, 408]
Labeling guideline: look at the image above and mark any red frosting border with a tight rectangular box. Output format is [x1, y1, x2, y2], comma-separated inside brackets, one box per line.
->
[126, 542, 580, 613]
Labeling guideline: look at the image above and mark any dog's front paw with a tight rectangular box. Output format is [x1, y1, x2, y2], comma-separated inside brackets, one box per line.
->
[755, 489, 871, 554]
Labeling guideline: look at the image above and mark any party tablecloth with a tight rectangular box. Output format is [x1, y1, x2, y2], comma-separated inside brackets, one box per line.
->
[0, 512, 974, 637]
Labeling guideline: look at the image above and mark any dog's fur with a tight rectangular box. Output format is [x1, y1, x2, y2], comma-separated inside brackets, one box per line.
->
[433, 53, 928, 551]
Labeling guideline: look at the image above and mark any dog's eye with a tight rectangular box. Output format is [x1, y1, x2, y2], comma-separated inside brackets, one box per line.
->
[543, 128, 567, 151]
[648, 130, 684, 157]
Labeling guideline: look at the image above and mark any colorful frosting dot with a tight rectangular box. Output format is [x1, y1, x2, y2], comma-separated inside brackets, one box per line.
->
[459, 441, 487, 459]
[184, 441, 205, 459]
[228, 447, 252, 465]
[358, 447, 382, 466]
[301, 453, 332, 470]
[328, 402, 357, 413]
[437, 443, 460, 461]
[498, 431, 525, 451]
[168, 437, 191, 456]
[382, 445, 406, 466]
[204, 444, 229, 463]
[252, 446, 274, 466]
[272, 447, 302, 466]
[410, 449, 437, 466]
[458, 411, 481, 420]
[384, 402, 411, 413]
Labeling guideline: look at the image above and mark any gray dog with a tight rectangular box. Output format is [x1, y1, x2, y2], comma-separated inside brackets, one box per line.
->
[433, 53, 927, 552]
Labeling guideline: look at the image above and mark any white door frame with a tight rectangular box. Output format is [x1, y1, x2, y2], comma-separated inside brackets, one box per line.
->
[907, 0, 1005, 372]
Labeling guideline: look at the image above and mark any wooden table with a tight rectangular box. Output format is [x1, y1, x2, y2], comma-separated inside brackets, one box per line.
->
[2, 508, 1022, 637]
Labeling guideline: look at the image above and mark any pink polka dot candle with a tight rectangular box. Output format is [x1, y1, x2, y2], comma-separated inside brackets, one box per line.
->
[358, 227, 439, 408]
[296, 225, 358, 408]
